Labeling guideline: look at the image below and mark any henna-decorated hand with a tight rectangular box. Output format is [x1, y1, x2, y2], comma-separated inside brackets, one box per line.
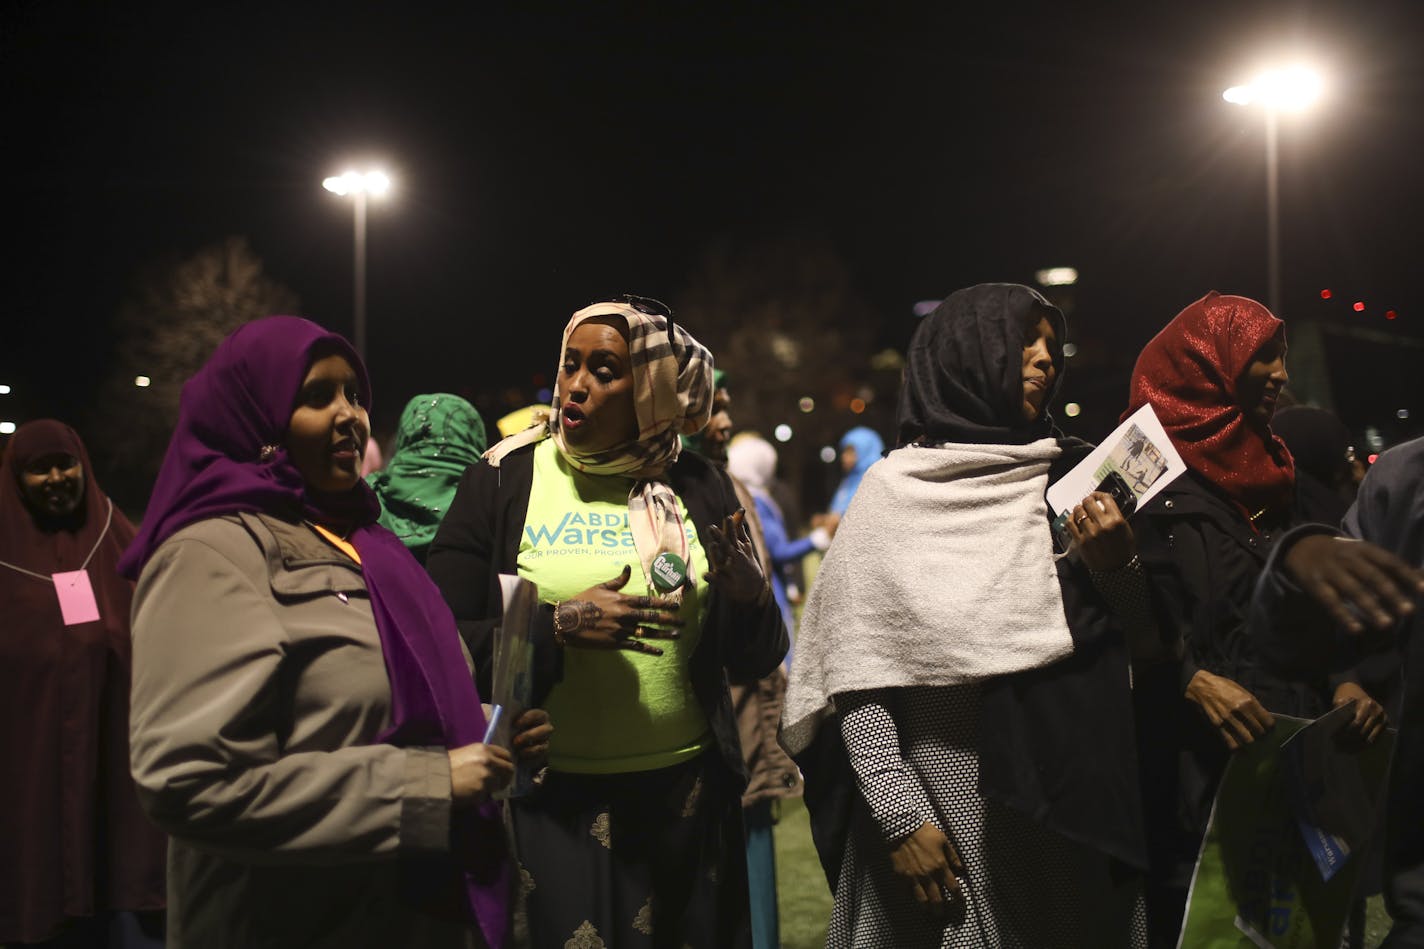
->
[553, 565, 683, 656]
[703, 508, 768, 606]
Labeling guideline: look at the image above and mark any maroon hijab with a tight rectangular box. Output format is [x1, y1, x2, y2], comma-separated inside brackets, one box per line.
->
[120, 317, 509, 947]
[1125, 292, 1295, 522]
[1, 420, 131, 570]
[0, 421, 165, 941]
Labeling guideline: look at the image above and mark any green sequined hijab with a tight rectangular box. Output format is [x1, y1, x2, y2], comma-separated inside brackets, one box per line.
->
[367, 394, 487, 560]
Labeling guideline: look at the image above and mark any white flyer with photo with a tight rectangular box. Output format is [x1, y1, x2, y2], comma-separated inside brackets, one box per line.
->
[1046, 402, 1186, 517]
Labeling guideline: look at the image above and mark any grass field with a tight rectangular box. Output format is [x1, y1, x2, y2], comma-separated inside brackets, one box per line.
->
[769, 795, 1394, 948]
[774, 796, 833, 949]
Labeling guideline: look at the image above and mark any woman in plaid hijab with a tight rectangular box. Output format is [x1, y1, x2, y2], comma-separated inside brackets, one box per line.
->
[429, 296, 789, 949]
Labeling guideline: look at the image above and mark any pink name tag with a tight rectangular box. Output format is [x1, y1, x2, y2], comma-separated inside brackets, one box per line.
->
[52, 570, 101, 626]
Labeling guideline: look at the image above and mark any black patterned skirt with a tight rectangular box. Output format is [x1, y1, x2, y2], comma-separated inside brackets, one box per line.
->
[510, 750, 750, 949]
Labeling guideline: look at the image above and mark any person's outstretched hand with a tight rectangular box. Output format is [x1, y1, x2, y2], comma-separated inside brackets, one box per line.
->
[704, 509, 768, 606]
[1283, 535, 1424, 635]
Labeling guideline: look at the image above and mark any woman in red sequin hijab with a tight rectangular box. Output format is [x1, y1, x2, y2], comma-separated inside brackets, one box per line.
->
[1126, 293, 1315, 948]
[1125, 291, 1294, 525]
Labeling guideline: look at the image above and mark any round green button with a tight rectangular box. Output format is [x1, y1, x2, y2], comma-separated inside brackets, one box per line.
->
[650, 552, 688, 592]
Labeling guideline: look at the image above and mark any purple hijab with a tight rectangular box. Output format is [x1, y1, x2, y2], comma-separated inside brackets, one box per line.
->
[120, 316, 509, 948]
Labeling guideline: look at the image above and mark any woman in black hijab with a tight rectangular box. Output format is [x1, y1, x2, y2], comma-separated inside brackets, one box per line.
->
[786, 284, 1152, 947]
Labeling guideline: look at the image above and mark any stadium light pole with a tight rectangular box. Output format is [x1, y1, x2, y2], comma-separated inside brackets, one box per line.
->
[322, 169, 392, 358]
[1223, 65, 1324, 317]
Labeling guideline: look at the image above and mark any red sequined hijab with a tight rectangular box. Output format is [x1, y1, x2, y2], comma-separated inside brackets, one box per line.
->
[1125, 291, 1294, 521]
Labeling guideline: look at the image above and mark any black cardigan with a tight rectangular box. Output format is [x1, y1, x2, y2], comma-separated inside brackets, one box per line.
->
[426, 442, 789, 783]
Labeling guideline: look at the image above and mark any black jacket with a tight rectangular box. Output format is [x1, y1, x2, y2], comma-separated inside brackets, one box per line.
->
[1134, 469, 1331, 710]
[1132, 470, 1335, 879]
[425, 442, 789, 784]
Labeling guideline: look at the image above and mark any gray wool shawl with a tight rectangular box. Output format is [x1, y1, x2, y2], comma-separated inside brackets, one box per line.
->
[782, 438, 1074, 756]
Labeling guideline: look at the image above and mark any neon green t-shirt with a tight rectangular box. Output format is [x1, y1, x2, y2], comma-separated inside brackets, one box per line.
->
[518, 439, 711, 773]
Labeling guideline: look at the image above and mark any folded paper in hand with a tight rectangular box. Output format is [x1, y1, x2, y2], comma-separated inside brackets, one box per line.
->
[491, 574, 540, 799]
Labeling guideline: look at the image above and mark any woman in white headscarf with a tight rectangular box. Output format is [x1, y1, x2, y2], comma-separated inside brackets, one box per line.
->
[727, 433, 831, 648]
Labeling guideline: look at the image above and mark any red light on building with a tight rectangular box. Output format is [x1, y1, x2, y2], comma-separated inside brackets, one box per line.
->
[1386, 310, 1399, 320]
[1320, 289, 1332, 299]
[1353, 302, 1366, 312]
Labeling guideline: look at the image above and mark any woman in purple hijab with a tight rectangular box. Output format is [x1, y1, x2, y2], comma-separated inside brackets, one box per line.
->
[122, 317, 549, 949]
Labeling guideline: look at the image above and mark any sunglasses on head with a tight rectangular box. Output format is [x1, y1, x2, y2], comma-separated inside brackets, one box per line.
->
[598, 294, 677, 347]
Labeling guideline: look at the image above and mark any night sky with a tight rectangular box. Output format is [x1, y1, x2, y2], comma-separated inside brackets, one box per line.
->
[5, 2, 1423, 477]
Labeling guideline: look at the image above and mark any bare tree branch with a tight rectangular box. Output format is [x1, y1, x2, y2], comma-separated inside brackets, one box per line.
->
[89, 236, 299, 514]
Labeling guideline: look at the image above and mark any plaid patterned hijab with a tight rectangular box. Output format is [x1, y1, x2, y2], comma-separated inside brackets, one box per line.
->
[487, 299, 715, 596]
